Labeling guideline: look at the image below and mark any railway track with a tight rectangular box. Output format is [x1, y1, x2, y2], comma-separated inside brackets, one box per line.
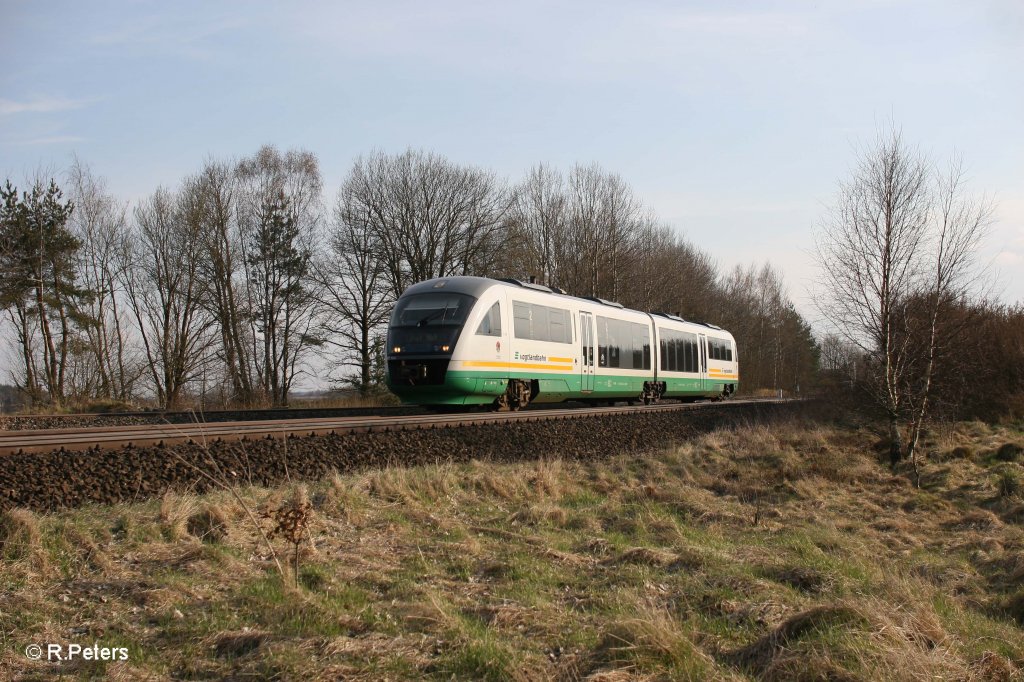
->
[0, 398, 793, 456]
[0, 404, 423, 431]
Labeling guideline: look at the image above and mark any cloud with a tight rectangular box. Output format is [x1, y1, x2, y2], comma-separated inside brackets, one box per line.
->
[0, 97, 89, 116]
[11, 135, 87, 146]
[88, 12, 245, 62]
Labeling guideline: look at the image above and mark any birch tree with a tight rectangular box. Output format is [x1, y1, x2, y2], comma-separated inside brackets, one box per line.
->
[815, 128, 990, 471]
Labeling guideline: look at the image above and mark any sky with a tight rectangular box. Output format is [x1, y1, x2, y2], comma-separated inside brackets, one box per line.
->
[2, 0, 1023, 320]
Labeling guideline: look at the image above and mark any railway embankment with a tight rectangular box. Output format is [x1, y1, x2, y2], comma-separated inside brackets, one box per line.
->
[0, 401, 800, 512]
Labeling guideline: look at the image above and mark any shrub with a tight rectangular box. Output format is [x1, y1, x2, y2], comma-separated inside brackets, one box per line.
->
[994, 443, 1022, 462]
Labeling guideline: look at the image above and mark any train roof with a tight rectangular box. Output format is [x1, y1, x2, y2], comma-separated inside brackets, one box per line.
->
[400, 276, 498, 299]
[400, 276, 732, 335]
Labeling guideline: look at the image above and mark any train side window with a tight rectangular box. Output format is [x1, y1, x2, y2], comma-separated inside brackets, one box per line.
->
[533, 305, 551, 342]
[683, 332, 696, 372]
[476, 302, 501, 337]
[607, 320, 620, 368]
[597, 317, 608, 367]
[513, 301, 573, 343]
[548, 307, 569, 344]
[610, 319, 622, 368]
[714, 339, 731, 361]
[631, 323, 643, 369]
[513, 301, 531, 339]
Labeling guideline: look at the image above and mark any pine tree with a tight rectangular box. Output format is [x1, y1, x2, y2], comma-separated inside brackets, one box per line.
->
[246, 190, 313, 406]
[0, 179, 87, 406]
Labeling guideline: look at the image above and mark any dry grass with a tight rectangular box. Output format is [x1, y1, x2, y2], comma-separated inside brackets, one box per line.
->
[1, 417, 1023, 680]
[158, 490, 199, 541]
[0, 507, 47, 573]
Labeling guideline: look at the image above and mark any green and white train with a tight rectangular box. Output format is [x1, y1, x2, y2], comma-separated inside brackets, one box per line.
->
[386, 276, 738, 409]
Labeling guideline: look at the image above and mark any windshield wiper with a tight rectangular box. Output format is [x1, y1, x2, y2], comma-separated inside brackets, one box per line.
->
[416, 302, 452, 327]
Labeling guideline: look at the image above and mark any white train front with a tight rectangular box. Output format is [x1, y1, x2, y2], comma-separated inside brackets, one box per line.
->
[386, 276, 738, 409]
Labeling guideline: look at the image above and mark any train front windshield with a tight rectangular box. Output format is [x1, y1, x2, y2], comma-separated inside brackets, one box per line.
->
[388, 292, 475, 354]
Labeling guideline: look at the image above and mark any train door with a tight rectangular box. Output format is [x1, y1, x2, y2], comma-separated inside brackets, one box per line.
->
[698, 333, 708, 391]
[580, 311, 594, 392]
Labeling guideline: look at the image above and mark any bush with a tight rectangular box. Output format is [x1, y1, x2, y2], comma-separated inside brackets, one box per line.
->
[950, 445, 974, 460]
[994, 443, 1022, 462]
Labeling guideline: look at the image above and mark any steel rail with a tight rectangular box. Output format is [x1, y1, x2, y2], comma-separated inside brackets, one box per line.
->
[0, 398, 795, 456]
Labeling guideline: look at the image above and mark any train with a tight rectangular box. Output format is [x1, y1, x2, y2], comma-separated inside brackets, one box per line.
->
[385, 276, 738, 409]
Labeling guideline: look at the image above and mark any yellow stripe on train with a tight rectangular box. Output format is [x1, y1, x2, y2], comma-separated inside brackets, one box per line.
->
[461, 361, 575, 372]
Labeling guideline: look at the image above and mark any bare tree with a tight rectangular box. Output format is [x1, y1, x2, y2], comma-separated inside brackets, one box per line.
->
[618, 220, 718, 317]
[815, 128, 990, 470]
[189, 159, 257, 405]
[342, 149, 511, 295]
[815, 129, 930, 464]
[313, 193, 393, 393]
[820, 333, 861, 389]
[67, 158, 141, 402]
[719, 262, 817, 395]
[904, 158, 993, 461]
[508, 163, 566, 286]
[562, 163, 642, 300]
[121, 187, 214, 409]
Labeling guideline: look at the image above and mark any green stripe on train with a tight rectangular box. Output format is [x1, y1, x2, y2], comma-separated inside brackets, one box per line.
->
[387, 369, 738, 405]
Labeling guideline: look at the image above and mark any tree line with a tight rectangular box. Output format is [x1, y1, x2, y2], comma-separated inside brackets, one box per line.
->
[2, 146, 820, 410]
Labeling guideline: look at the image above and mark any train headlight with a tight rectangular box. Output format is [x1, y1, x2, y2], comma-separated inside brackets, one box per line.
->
[441, 345, 450, 352]
[392, 346, 401, 353]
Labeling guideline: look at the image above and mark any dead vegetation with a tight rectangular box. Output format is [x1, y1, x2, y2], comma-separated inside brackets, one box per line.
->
[1, 416, 1022, 680]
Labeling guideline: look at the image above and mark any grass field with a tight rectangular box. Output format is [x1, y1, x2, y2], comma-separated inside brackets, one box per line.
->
[2, 416, 1022, 680]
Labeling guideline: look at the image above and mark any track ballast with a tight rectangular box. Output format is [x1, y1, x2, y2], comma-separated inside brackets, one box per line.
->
[0, 398, 806, 512]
